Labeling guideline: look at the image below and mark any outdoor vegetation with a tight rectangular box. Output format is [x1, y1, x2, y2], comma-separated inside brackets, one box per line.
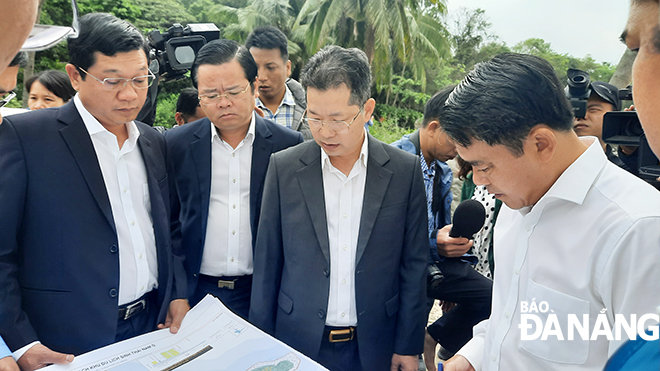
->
[13, 0, 621, 141]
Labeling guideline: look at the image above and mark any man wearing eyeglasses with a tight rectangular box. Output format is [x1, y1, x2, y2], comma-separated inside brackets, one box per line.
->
[166, 39, 303, 321]
[0, 13, 189, 371]
[249, 45, 428, 371]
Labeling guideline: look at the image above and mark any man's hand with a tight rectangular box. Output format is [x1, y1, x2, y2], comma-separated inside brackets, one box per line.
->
[0, 356, 19, 371]
[17, 344, 73, 371]
[436, 225, 473, 258]
[390, 354, 418, 371]
[438, 300, 457, 313]
[157, 299, 190, 334]
[443, 355, 475, 371]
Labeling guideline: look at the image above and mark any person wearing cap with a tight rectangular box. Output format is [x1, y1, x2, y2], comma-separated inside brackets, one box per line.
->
[572, 81, 638, 175]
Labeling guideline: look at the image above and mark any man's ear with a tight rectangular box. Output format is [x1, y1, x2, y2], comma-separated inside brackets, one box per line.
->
[174, 112, 185, 126]
[363, 98, 376, 121]
[65, 64, 81, 91]
[426, 120, 440, 135]
[529, 126, 557, 163]
[252, 76, 260, 99]
[285, 60, 291, 78]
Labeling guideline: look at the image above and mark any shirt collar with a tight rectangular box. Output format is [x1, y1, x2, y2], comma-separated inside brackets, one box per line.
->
[255, 84, 296, 110]
[321, 128, 369, 171]
[536, 136, 606, 207]
[74, 93, 140, 148]
[210, 111, 256, 145]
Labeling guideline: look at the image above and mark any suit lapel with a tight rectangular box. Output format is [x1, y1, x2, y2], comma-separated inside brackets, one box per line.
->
[58, 102, 116, 233]
[250, 116, 274, 233]
[190, 119, 213, 237]
[297, 142, 331, 264]
[356, 136, 392, 264]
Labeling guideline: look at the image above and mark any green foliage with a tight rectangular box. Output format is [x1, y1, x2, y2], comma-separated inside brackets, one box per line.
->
[153, 93, 178, 128]
[373, 103, 423, 130]
[369, 116, 416, 144]
[389, 75, 431, 110]
[132, 0, 197, 32]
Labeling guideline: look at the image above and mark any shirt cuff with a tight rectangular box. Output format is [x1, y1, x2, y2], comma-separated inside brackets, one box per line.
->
[456, 336, 484, 371]
[0, 339, 10, 360]
[12, 341, 40, 362]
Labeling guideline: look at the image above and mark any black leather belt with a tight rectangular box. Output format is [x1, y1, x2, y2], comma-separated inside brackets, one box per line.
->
[118, 293, 150, 321]
[326, 326, 356, 343]
[198, 274, 252, 290]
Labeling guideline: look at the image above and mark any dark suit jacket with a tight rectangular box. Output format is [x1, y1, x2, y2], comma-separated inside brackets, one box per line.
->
[165, 116, 303, 296]
[249, 135, 428, 370]
[0, 101, 185, 355]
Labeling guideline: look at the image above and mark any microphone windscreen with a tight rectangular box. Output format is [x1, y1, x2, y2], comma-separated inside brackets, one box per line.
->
[449, 199, 486, 238]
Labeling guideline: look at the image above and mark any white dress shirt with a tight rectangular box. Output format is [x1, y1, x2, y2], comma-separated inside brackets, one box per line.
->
[458, 137, 660, 371]
[199, 113, 255, 277]
[73, 95, 158, 306]
[322, 129, 369, 326]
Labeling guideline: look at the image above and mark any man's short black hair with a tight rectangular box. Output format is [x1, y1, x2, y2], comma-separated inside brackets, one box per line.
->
[176, 87, 200, 118]
[190, 39, 258, 90]
[9, 52, 28, 68]
[25, 70, 76, 102]
[68, 13, 149, 79]
[300, 45, 371, 107]
[441, 53, 574, 156]
[421, 85, 455, 128]
[245, 26, 289, 61]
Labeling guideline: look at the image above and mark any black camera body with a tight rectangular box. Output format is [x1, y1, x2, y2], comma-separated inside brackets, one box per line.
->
[148, 23, 220, 81]
[565, 68, 591, 119]
[603, 112, 660, 179]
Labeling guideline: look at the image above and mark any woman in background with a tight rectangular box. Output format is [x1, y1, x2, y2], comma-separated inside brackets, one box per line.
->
[25, 70, 75, 110]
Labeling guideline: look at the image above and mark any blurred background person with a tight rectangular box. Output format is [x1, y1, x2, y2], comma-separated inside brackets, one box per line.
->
[25, 70, 76, 110]
[174, 87, 205, 126]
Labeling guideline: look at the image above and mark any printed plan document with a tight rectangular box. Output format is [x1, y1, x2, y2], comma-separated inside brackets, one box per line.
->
[44, 295, 327, 371]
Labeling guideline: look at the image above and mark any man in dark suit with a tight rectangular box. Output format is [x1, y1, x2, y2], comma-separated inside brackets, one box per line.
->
[249, 45, 428, 371]
[167, 39, 303, 320]
[0, 13, 188, 371]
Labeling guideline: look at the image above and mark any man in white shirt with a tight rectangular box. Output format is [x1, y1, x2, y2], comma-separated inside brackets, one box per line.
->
[439, 53, 660, 371]
[0, 13, 189, 371]
[166, 39, 303, 320]
[249, 45, 428, 371]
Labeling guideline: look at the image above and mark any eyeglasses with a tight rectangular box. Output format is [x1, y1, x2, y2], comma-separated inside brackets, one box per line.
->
[78, 67, 156, 91]
[303, 106, 364, 133]
[0, 91, 16, 108]
[21, 0, 79, 52]
[198, 82, 251, 105]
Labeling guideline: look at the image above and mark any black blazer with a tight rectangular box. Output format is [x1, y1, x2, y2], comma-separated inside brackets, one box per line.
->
[0, 101, 185, 355]
[165, 116, 303, 296]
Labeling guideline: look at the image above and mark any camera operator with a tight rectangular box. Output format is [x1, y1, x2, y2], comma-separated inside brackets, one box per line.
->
[572, 81, 638, 175]
[623, 0, 660, 157]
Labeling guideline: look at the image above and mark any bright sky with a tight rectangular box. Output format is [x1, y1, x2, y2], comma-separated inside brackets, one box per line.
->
[445, 0, 630, 65]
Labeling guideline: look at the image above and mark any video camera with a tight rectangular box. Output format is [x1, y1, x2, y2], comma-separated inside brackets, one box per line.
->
[148, 23, 220, 81]
[137, 23, 220, 125]
[564, 68, 660, 179]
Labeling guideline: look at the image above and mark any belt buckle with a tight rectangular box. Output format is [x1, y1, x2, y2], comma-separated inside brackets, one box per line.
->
[329, 328, 354, 343]
[217, 279, 236, 290]
[123, 298, 146, 320]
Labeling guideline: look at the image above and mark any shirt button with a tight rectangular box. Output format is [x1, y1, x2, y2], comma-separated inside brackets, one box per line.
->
[141, 286, 145, 291]
[505, 311, 510, 318]
[139, 253, 143, 259]
[342, 279, 346, 285]
[491, 355, 497, 361]
[341, 312, 345, 318]
[514, 268, 519, 275]
[230, 257, 235, 262]
[123, 188, 127, 193]
[232, 230, 236, 235]
[342, 213, 348, 219]
[233, 179, 236, 183]
[131, 221, 135, 226]
[232, 153, 235, 157]
[526, 225, 532, 231]
[342, 245, 347, 251]
[232, 204, 236, 209]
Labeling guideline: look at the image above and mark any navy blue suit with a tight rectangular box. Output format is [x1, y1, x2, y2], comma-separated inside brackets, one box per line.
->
[0, 101, 186, 355]
[166, 116, 303, 303]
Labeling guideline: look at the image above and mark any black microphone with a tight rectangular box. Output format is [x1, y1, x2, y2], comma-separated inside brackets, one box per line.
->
[449, 199, 486, 239]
